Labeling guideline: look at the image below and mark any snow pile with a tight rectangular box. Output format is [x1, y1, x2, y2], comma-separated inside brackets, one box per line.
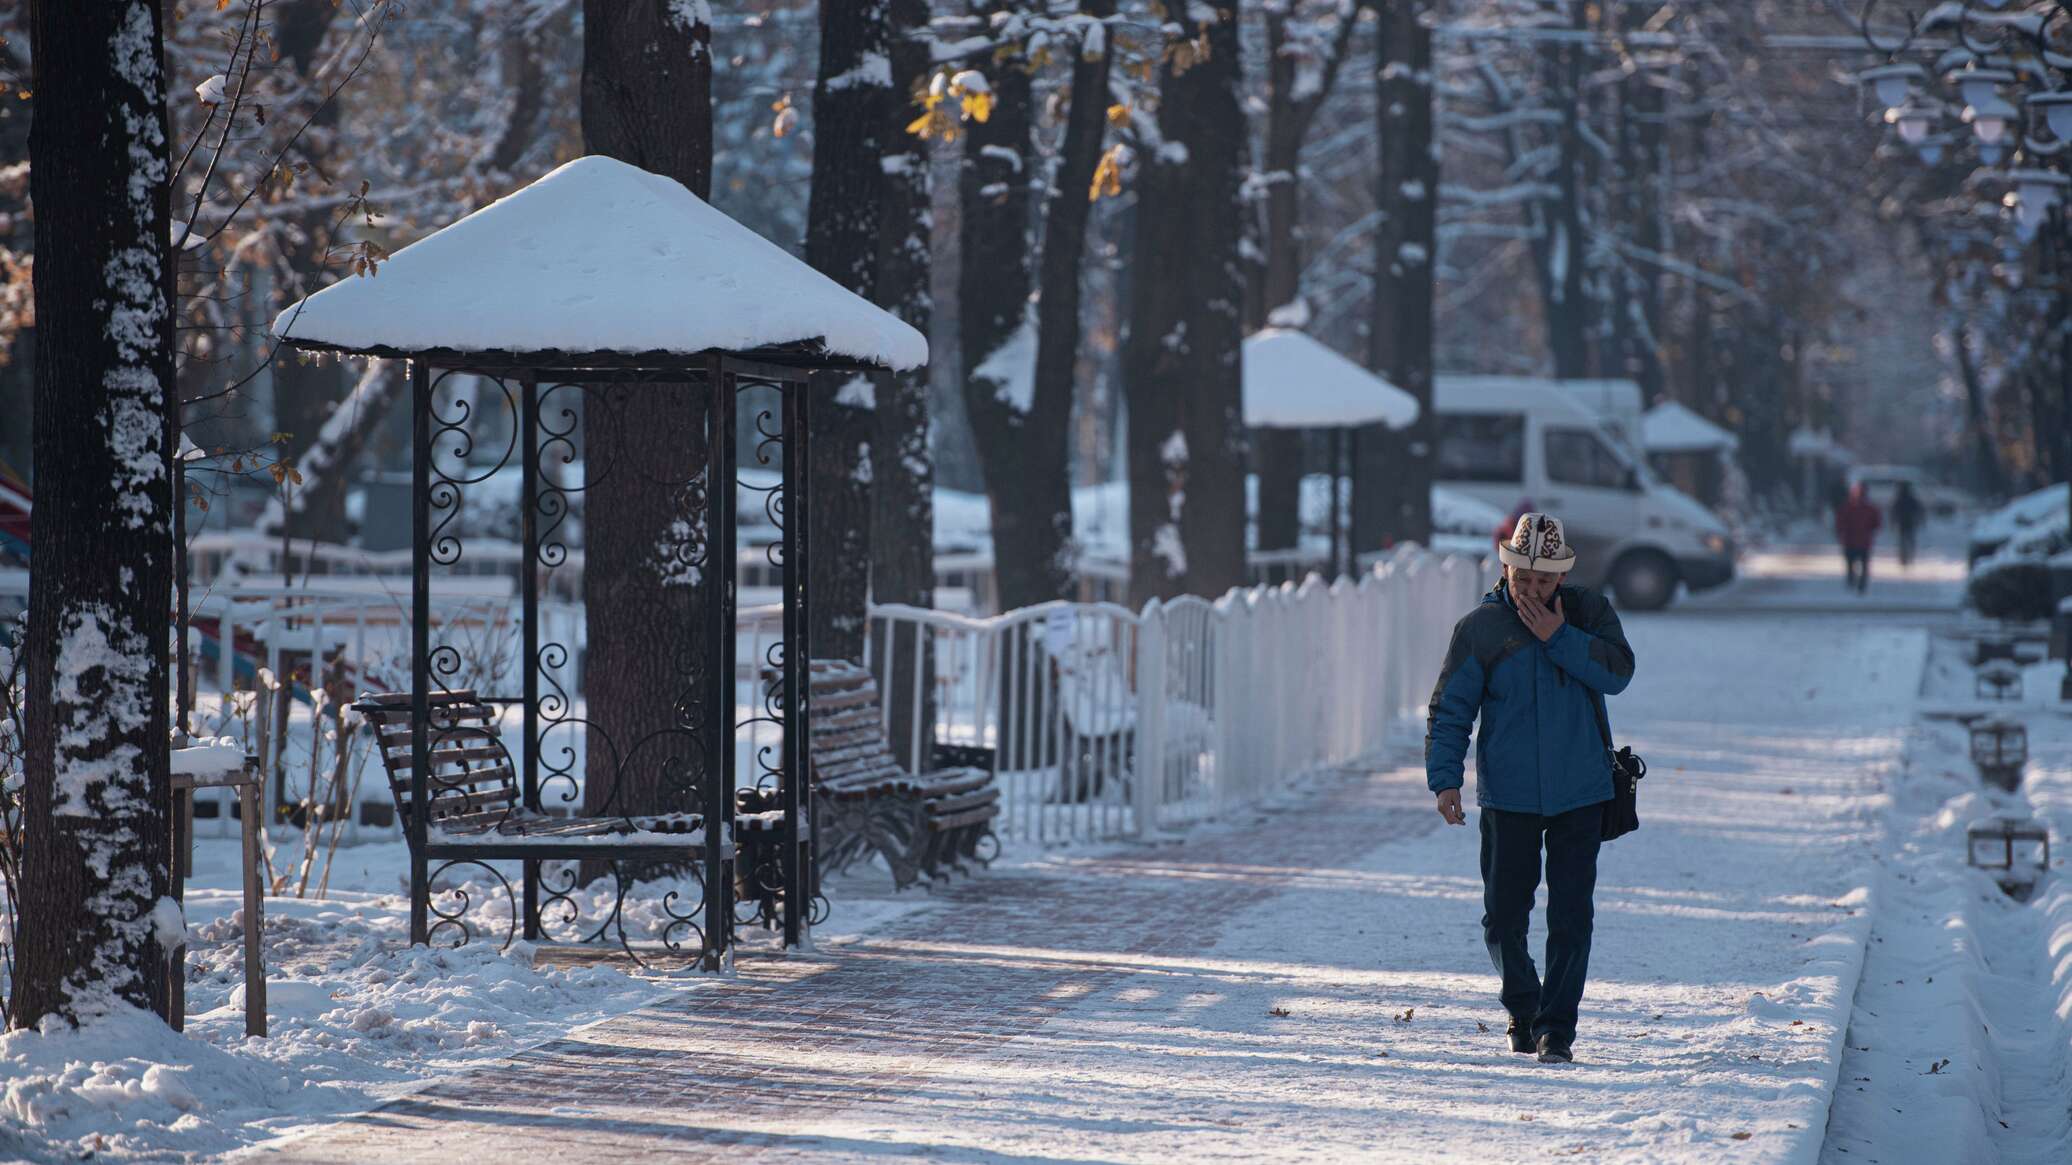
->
[0, 1004, 293, 1161]
[0, 852, 665, 1162]
[273, 155, 927, 370]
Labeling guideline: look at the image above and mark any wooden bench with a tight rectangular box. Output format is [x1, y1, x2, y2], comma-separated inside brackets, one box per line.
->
[806, 660, 1000, 888]
[352, 689, 726, 948]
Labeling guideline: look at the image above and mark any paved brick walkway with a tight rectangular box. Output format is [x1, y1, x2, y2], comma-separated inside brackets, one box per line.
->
[251, 762, 1432, 1163]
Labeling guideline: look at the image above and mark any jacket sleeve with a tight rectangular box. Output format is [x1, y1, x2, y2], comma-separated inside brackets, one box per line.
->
[1545, 596, 1635, 695]
[1425, 622, 1485, 794]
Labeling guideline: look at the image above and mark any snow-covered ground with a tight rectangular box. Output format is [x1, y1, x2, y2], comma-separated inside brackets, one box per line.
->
[0, 541, 1976, 1162]
[0, 837, 936, 1162]
[1820, 633, 2072, 1163]
[762, 611, 1923, 1160]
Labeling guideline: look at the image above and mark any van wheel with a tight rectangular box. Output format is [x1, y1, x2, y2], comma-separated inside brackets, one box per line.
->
[1610, 551, 1676, 611]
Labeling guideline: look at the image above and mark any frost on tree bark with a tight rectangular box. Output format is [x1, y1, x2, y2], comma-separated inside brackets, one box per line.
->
[1016, 0, 1116, 607]
[1251, 1, 1358, 558]
[1124, 5, 1248, 607]
[579, 0, 711, 824]
[15, 0, 177, 1027]
[804, 0, 891, 664]
[960, 14, 1068, 612]
[871, 0, 936, 767]
[1353, 5, 1435, 554]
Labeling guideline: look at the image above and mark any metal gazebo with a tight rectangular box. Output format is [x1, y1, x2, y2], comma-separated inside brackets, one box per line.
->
[272, 156, 927, 967]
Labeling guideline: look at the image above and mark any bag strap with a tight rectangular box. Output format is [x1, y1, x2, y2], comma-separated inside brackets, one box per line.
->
[1588, 687, 1614, 752]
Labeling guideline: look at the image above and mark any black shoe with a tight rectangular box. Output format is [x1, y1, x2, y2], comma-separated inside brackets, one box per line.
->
[1535, 1034, 1574, 1064]
[1507, 1020, 1534, 1054]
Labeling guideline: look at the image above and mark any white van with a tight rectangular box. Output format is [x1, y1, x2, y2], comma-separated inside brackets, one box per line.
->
[1433, 375, 1735, 610]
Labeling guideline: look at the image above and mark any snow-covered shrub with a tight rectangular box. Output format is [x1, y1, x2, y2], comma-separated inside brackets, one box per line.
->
[1969, 558, 2056, 621]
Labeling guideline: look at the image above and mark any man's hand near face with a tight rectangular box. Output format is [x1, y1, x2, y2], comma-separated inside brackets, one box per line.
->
[1516, 590, 1565, 642]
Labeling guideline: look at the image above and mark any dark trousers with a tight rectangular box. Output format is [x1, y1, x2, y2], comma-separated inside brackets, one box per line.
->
[1843, 549, 1870, 592]
[1480, 803, 1603, 1044]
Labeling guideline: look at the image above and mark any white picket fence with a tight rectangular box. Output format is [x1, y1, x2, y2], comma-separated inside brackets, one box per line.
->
[0, 545, 1487, 848]
[867, 545, 1489, 842]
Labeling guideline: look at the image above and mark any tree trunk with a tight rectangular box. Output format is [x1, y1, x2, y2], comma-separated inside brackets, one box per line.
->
[957, 12, 1062, 612]
[272, 0, 349, 544]
[1250, 9, 1305, 559]
[804, 0, 892, 663]
[1621, 1, 1668, 401]
[579, 0, 711, 822]
[1124, 4, 1248, 607]
[15, 0, 177, 1027]
[1546, 0, 1590, 379]
[1356, 6, 1436, 555]
[1950, 324, 2006, 498]
[870, 0, 935, 766]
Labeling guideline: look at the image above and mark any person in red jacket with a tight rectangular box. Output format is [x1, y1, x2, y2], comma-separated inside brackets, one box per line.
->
[1835, 482, 1883, 594]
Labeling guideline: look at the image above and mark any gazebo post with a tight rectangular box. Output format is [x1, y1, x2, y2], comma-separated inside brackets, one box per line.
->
[705, 355, 737, 970]
[408, 359, 432, 946]
[781, 375, 812, 949]
[519, 370, 541, 942]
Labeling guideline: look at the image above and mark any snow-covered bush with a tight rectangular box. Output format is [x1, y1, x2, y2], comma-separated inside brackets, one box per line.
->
[1968, 558, 2056, 622]
[1966, 485, 2069, 620]
[1969, 483, 2069, 563]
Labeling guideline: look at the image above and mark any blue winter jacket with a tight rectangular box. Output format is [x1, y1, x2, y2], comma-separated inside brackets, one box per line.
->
[1425, 582, 1636, 815]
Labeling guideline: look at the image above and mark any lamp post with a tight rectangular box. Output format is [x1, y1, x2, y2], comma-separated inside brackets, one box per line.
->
[1856, 0, 2072, 481]
[1968, 714, 2029, 790]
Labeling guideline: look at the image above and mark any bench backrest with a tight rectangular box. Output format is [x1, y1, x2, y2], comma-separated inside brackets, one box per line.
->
[352, 690, 519, 831]
[804, 661, 908, 789]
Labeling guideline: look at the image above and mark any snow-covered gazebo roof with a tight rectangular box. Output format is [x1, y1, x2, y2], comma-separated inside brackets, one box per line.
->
[1241, 329, 1419, 430]
[1787, 426, 1853, 464]
[271, 155, 927, 371]
[1641, 401, 1738, 455]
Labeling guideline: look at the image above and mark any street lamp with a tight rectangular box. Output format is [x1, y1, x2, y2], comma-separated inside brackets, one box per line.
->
[2028, 90, 2072, 140]
[1886, 98, 1942, 146]
[1974, 657, 2024, 699]
[2008, 168, 2071, 239]
[1861, 62, 1928, 111]
[1968, 715, 2028, 791]
[1965, 814, 2050, 898]
[1954, 65, 2017, 111]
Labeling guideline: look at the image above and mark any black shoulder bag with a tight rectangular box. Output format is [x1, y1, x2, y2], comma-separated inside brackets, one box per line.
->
[1590, 691, 1646, 842]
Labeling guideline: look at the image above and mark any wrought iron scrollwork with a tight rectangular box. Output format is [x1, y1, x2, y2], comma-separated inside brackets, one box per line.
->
[426, 860, 518, 951]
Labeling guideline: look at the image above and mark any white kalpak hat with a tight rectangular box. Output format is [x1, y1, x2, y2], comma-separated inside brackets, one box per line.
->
[1498, 512, 1577, 574]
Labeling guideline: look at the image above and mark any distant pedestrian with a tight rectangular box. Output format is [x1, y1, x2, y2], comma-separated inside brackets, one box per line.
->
[1892, 481, 1925, 568]
[1835, 483, 1883, 593]
[1426, 513, 1636, 1066]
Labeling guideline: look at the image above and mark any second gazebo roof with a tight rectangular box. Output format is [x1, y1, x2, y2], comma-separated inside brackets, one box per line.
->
[271, 155, 928, 371]
[1242, 329, 1419, 430]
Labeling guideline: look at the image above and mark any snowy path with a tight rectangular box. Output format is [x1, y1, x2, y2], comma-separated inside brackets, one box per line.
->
[248, 612, 1924, 1163]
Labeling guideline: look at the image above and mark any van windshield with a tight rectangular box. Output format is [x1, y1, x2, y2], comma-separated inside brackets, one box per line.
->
[1435, 414, 1525, 484]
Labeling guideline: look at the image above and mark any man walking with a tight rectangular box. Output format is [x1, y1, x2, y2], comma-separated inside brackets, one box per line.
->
[1426, 513, 1636, 1065]
[1835, 482, 1883, 593]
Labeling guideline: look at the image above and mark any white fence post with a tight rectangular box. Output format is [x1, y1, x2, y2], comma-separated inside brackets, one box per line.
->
[1133, 600, 1167, 836]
